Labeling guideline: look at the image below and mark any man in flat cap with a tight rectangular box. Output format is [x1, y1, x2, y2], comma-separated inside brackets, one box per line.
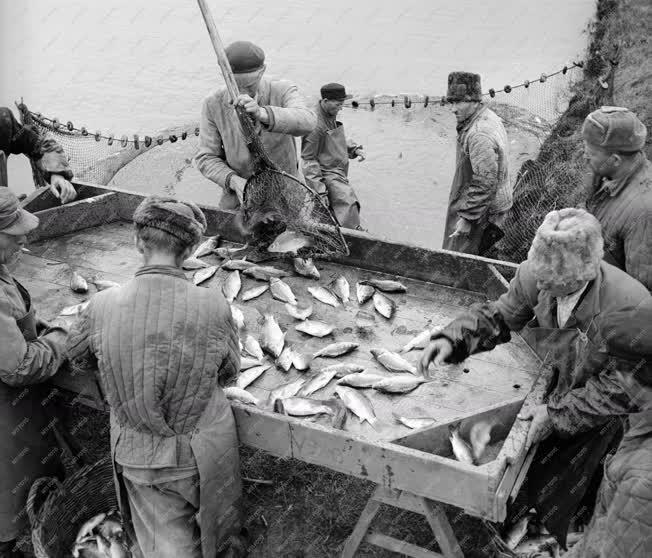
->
[301, 83, 366, 230]
[195, 41, 316, 210]
[442, 72, 512, 256]
[67, 196, 244, 557]
[583, 106, 652, 291]
[419, 208, 648, 547]
[0, 106, 76, 204]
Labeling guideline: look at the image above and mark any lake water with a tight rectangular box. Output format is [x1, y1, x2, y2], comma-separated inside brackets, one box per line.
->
[1, 0, 595, 248]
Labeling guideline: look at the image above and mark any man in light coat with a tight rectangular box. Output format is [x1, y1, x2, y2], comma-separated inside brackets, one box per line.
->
[66, 196, 243, 558]
[442, 72, 512, 256]
[419, 208, 648, 547]
[582, 106, 652, 291]
[195, 41, 316, 210]
[564, 297, 652, 558]
[301, 83, 365, 229]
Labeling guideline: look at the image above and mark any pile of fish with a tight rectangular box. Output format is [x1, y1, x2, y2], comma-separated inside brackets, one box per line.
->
[448, 421, 493, 465]
[71, 509, 130, 557]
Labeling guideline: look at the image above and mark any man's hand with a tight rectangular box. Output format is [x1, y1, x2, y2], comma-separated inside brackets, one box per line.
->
[354, 147, 366, 162]
[449, 217, 472, 239]
[49, 174, 77, 204]
[417, 338, 454, 377]
[235, 94, 269, 124]
[230, 175, 247, 205]
[518, 404, 554, 450]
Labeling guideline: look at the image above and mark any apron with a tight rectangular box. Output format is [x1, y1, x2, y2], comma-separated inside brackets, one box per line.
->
[0, 281, 64, 541]
[320, 125, 360, 229]
[112, 389, 242, 558]
[516, 316, 622, 548]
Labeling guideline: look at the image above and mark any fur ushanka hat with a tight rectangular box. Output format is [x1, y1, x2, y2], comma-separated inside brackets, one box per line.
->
[446, 72, 483, 102]
[133, 195, 207, 246]
[527, 208, 604, 286]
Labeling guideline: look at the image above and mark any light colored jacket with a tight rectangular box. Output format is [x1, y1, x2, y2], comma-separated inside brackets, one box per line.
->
[194, 77, 316, 209]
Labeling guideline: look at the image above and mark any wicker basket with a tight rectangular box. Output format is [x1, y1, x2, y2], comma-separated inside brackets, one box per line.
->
[27, 457, 118, 558]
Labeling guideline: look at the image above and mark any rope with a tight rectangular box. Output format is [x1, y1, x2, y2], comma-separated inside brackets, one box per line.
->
[24, 61, 584, 148]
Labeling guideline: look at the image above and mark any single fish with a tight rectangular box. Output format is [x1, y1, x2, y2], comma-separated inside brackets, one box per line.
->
[449, 424, 475, 465]
[361, 279, 407, 293]
[230, 304, 245, 331]
[295, 319, 334, 338]
[286, 302, 313, 320]
[292, 352, 312, 371]
[222, 258, 255, 271]
[276, 346, 295, 372]
[75, 512, 107, 542]
[470, 421, 493, 463]
[60, 300, 90, 316]
[182, 257, 209, 270]
[392, 413, 436, 430]
[505, 514, 533, 550]
[331, 275, 350, 303]
[269, 378, 306, 402]
[334, 385, 378, 427]
[370, 348, 417, 374]
[372, 376, 429, 394]
[267, 230, 313, 253]
[324, 363, 366, 378]
[193, 235, 220, 259]
[224, 387, 259, 406]
[372, 291, 396, 319]
[243, 265, 289, 281]
[314, 341, 359, 358]
[70, 271, 89, 293]
[400, 329, 436, 353]
[337, 372, 386, 388]
[241, 284, 269, 301]
[236, 363, 272, 389]
[243, 335, 264, 360]
[269, 277, 297, 305]
[260, 314, 285, 358]
[308, 286, 340, 308]
[356, 282, 375, 304]
[274, 397, 336, 417]
[240, 356, 263, 370]
[297, 368, 340, 397]
[92, 279, 121, 291]
[222, 270, 241, 302]
[293, 257, 320, 280]
[193, 265, 218, 286]
[213, 244, 249, 258]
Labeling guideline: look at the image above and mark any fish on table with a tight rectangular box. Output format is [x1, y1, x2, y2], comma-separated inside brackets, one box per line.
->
[449, 424, 475, 465]
[334, 385, 378, 428]
[243, 335, 264, 360]
[293, 257, 320, 280]
[70, 271, 89, 293]
[323, 363, 365, 378]
[370, 348, 417, 374]
[372, 291, 396, 319]
[193, 235, 220, 259]
[296, 368, 340, 397]
[292, 352, 312, 371]
[222, 270, 242, 302]
[313, 341, 359, 358]
[400, 328, 438, 353]
[356, 282, 375, 304]
[276, 345, 295, 372]
[243, 265, 288, 281]
[193, 265, 218, 286]
[267, 230, 313, 254]
[372, 376, 429, 394]
[213, 244, 249, 258]
[230, 304, 245, 331]
[240, 356, 263, 370]
[308, 286, 340, 308]
[295, 319, 334, 338]
[273, 396, 336, 417]
[260, 313, 285, 358]
[269, 277, 297, 305]
[392, 413, 436, 430]
[182, 257, 209, 270]
[92, 279, 121, 291]
[60, 300, 90, 316]
[360, 278, 407, 293]
[336, 372, 386, 388]
[241, 284, 269, 301]
[224, 387, 260, 406]
[268, 377, 307, 403]
[330, 275, 350, 303]
[236, 363, 272, 390]
[222, 258, 255, 271]
[286, 302, 313, 320]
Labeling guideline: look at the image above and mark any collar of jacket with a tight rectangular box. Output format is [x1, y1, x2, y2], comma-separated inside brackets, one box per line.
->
[456, 103, 486, 134]
[0, 263, 13, 285]
[625, 409, 652, 440]
[134, 265, 187, 280]
[596, 152, 647, 198]
[316, 101, 340, 128]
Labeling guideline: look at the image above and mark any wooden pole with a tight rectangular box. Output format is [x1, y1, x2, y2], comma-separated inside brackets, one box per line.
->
[196, 0, 241, 104]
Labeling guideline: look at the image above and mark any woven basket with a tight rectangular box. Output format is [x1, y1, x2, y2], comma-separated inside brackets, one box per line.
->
[27, 457, 118, 558]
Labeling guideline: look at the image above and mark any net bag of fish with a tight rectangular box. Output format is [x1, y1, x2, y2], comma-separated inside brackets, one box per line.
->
[27, 457, 132, 557]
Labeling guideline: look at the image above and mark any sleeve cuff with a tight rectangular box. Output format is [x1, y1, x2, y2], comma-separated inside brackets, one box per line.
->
[262, 106, 275, 131]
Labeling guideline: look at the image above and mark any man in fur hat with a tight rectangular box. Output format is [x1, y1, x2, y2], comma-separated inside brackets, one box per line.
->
[418, 208, 648, 547]
[442, 72, 512, 256]
[66, 196, 244, 557]
[563, 297, 652, 558]
[195, 40, 316, 210]
[583, 106, 652, 291]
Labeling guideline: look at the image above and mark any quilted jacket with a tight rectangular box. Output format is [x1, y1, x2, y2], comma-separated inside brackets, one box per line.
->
[432, 260, 649, 436]
[66, 265, 240, 468]
[586, 154, 652, 291]
[565, 409, 652, 558]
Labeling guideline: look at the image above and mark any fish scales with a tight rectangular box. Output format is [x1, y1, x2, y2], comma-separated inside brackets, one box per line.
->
[241, 284, 269, 301]
[260, 314, 285, 358]
[236, 364, 272, 389]
[308, 286, 340, 308]
[222, 270, 241, 302]
[356, 282, 375, 304]
[334, 386, 377, 427]
[193, 235, 220, 258]
[269, 277, 297, 305]
[313, 342, 359, 358]
[297, 368, 339, 397]
[293, 257, 320, 280]
[372, 291, 396, 319]
[295, 320, 334, 338]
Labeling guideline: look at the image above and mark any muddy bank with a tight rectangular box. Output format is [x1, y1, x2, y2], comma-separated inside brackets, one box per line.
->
[496, 0, 652, 262]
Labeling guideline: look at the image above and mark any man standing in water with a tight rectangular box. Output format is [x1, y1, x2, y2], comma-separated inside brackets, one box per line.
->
[442, 72, 512, 256]
[301, 83, 366, 230]
[195, 41, 316, 210]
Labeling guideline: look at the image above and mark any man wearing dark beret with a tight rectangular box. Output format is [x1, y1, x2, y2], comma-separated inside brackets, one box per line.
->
[301, 83, 365, 230]
[442, 72, 512, 256]
[66, 196, 244, 557]
[583, 106, 652, 291]
[564, 297, 652, 558]
[195, 40, 317, 210]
